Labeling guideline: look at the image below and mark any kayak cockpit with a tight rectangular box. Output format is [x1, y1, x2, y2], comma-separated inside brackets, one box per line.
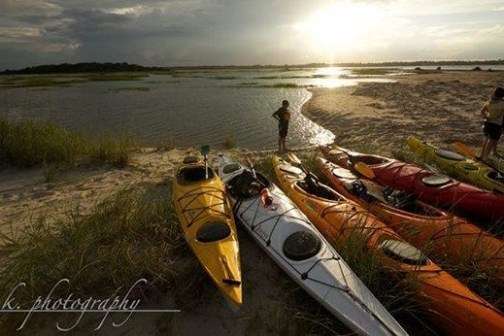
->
[177, 166, 215, 183]
[196, 221, 232, 243]
[283, 231, 322, 261]
[227, 170, 270, 199]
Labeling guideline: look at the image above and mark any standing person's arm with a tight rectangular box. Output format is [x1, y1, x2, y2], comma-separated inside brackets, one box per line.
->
[481, 103, 489, 120]
[272, 109, 280, 121]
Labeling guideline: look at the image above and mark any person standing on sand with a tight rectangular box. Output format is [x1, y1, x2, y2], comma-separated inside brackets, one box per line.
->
[272, 100, 291, 153]
[480, 87, 504, 160]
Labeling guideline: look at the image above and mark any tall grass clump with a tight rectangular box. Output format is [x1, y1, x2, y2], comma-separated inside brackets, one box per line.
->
[0, 118, 89, 167]
[0, 186, 204, 330]
[0, 118, 134, 168]
[91, 135, 134, 168]
[224, 134, 237, 149]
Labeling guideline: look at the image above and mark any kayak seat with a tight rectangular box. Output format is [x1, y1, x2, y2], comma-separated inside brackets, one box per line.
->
[383, 189, 416, 209]
[283, 231, 321, 261]
[347, 181, 375, 203]
[435, 149, 465, 161]
[177, 166, 214, 183]
[378, 239, 428, 265]
[297, 181, 339, 201]
[228, 171, 270, 199]
[196, 221, 231, 243]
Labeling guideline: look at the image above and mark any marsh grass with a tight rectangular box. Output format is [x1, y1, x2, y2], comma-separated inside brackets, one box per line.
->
[91, 135, 134, 168]
[109, 87, 150, 92]
[0, 76, 85, 89]
[84, 72, 149, 82]
[224, 134, 237, 149]
[0, 185, 204, 330]
[0, 118, 134, 168]
[349, 68, 397, 76]
[0, 118, 89, 167]
[156, 137, 175, 151]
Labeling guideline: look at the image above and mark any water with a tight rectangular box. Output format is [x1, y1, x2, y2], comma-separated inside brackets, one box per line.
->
[0, 65, 500, 150]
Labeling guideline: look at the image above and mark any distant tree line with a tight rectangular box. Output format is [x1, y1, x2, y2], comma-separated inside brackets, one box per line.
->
[0, 62, 168, 75]
[2, 60, 504, 75]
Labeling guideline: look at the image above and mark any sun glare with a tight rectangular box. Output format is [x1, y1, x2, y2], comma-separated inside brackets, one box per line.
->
[295, 3, 386, 56]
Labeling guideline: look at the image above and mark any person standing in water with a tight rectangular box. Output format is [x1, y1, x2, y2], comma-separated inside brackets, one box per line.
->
[480, 87, 504, 160]
[272, 100, 291, 153]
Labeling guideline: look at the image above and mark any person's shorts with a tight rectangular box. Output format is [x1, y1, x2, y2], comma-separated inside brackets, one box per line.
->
[279, 125, 288, 138]
[483, 122, 502, 141]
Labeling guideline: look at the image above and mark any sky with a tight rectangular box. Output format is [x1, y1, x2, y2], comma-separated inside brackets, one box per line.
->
[0, 0, 503, 70]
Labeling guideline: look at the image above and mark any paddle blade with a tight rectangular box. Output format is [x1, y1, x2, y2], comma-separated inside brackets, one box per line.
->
[354, 162, 376, 179]
[199, 145, 210, 155]
[287, 152, 302, 165]
[452, 142, 476, 159]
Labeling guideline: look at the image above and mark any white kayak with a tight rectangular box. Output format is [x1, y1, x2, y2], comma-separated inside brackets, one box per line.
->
[216, 155, 408, 336]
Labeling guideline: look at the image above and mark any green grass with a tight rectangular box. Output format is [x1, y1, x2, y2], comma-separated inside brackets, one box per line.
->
[0, 185, 205, 331]
[224, 134, 237, 149]
[349, 68, 397, 76]
[84, 72, 149, 82]
[0, 76, 85, 89]
[236, 82, 307, 88]
[109, 87, 150, 92]
[0, 118, 134, 168]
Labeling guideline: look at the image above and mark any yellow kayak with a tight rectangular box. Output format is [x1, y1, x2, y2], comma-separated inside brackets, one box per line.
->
[173, 155, 242, 306]
[408, 136, 504, 194]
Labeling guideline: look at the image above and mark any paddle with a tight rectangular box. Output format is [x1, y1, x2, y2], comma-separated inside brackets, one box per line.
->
[287, 152, 309, 175]
[354, 161, 376, 179]
[452, 142, 478, 159]
[453, 142, 504, 174]
[200, 145, 210, 179]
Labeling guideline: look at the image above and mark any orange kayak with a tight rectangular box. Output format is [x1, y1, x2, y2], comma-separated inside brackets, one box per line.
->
[273, 156, 504, 336]
[316, 153, 504, 289]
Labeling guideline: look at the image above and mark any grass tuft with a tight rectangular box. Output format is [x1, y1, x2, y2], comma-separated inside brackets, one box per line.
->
[0, 185, 204, 330]
[0, 118, 134, 168]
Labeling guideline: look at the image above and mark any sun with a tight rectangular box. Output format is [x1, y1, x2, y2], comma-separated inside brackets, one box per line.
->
[295, 2, 386, 55]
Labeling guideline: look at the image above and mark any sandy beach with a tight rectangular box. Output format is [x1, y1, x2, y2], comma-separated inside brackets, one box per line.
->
[303, 70, 504, 154]
[1, 70, 503, 335]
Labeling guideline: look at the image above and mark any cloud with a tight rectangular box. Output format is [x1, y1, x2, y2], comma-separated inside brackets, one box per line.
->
[1, 0, 504, 70]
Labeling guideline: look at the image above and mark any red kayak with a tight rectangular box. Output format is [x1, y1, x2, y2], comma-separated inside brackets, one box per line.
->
[320, 145, 504, 228]
[317, 157, 504, 289]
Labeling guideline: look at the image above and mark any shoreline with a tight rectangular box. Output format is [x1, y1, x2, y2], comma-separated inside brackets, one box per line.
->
[302, 71, 504, 154]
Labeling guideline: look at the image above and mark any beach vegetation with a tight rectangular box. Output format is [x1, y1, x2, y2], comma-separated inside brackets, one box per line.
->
[224, 134, 237, 149]
[352, 68, 396, 76]
[0, 185, 204, 330]
[212, 76, 239, 80]
[0, 76, 85, 89]
[84, 72, 149, 82]
[156, 137, 175, 151]
[0, 118, 134, 168]
[109, 87, 150, 92]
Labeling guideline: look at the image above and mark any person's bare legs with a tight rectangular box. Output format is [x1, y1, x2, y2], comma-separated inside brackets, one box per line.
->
[281, 137, 288, 152]
[480, 138, 491, 159]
